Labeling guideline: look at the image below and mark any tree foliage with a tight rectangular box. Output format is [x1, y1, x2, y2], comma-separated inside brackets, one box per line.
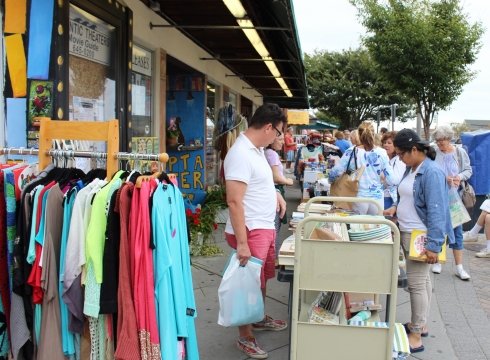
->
[352, 0, 483, 139]
[304, 48, 412, 130]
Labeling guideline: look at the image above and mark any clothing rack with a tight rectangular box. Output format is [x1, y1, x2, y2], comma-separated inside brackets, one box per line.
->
[1, 117, 169, 176]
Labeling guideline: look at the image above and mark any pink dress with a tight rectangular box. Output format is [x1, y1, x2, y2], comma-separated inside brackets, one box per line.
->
[130, 180, 160, 359]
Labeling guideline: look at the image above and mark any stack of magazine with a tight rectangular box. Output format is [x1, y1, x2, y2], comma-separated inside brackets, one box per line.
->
[308, 291, 343, 325]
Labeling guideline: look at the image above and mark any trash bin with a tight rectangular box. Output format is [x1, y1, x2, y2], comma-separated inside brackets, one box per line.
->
[461, 130, 490, 230]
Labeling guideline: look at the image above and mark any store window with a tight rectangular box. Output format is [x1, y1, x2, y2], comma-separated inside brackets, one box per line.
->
[68, 4, 116, 122]
[129, 44, 156, 168]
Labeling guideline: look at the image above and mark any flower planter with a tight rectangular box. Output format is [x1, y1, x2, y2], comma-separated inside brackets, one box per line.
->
[167, 136, 178, 147]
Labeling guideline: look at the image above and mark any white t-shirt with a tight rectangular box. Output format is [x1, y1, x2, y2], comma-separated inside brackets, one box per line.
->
[397, 166, 426, 232]
[224, 133, 276, 233]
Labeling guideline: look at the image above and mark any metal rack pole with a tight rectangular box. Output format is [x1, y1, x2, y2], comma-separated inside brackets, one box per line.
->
[0, 147, 169, 163]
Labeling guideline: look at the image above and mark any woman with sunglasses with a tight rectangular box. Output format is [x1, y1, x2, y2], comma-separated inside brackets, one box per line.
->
[384, 129, 454, 353]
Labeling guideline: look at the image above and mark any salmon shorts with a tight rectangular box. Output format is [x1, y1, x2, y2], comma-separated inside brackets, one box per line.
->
[225, 229, 276, 289]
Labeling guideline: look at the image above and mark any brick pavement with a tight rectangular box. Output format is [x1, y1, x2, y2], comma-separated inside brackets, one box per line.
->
[466, 240, 490, 318]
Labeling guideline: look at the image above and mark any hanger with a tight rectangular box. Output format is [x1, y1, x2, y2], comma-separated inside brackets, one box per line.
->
[135, 172, 160, 188]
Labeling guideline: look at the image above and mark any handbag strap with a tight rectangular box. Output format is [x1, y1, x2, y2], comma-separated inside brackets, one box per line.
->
[346, 147, 358, 172]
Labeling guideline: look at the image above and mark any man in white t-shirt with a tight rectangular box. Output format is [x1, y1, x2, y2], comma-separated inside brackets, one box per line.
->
[224, 103, 287, 359]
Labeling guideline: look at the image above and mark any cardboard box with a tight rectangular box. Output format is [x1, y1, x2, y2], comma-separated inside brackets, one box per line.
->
[309, 227, 342, 241]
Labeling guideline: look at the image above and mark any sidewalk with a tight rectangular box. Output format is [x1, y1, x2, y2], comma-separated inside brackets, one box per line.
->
[191, 180, 490, 359]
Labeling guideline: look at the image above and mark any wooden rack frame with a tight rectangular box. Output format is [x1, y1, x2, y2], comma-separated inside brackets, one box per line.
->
[1, 118, 169, 177]
[38, 117, 120, 176]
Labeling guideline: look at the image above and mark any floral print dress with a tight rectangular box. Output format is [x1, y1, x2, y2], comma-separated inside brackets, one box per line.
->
[329, 146, 398, 200]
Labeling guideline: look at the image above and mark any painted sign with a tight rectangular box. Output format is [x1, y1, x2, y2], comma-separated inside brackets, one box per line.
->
[69, 5, 112, 66]
[166, 74, 206, 204]
[132, 45, 152, 77]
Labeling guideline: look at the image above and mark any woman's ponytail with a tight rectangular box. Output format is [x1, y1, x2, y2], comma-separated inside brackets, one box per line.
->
[424, 145, 436, 160]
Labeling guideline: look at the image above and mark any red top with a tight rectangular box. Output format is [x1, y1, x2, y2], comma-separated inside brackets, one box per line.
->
[114, 183, 141, 360]
[284, 133, 297, 151]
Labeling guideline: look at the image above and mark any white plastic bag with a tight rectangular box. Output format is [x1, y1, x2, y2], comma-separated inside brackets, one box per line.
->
[217, 251, 264, 327]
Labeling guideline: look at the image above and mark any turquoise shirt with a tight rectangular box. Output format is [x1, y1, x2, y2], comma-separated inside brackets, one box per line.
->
[152, 184, 199, 360]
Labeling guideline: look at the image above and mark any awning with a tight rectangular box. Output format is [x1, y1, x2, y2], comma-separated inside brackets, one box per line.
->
[297, 119, 339, 130]
[141, 0, 309, 109]
[287, 110, 309, 125]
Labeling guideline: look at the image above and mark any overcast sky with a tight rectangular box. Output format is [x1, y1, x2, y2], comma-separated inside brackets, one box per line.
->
[292, 0, 490, 126]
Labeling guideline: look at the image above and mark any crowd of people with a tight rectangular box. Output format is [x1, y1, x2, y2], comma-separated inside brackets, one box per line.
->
[222, 103, 485, 358]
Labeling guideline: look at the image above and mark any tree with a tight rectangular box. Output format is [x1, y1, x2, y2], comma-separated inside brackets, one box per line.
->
[451, 122, 471, 139]
[304, 48, 412, 130]
[352, 0, 483, 139]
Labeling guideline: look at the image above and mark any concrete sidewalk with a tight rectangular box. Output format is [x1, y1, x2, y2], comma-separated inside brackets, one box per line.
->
[191, 181, 490, 359]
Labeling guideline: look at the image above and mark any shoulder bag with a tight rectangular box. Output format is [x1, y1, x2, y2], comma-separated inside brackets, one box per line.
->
[456, 147, 476, 209]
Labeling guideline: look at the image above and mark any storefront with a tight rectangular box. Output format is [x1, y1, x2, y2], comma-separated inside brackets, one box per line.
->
[1, 0, 308, 200]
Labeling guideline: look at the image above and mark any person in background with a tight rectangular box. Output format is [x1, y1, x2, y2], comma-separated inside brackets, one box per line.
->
[343, 129, 352, 142]
[283, 127, 297, 173]
[464, 199, 490, 257]
[224, 103, 287, 359]
[384, 129, 454, 354]
[265, 134, 294, 258]
[380, 127, 389, 136]
[350, 129, 360, 146]
[381, 131, 406, 209]
[431, 126, 472, 280]
[329, 121, 397, 215]
[334, 130, 352, 155]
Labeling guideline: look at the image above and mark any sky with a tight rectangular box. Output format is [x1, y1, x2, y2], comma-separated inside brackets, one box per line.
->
[292, 0, 490, 127]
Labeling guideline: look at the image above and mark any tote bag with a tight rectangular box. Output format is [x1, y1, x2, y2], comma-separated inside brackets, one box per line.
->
[330, 147, 365, 209]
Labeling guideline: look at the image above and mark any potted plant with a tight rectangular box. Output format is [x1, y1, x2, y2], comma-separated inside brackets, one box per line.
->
[186, 186, 227, 256]
[167, 117, 180, 147]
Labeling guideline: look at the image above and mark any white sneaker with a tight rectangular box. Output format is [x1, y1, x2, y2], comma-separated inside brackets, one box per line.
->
[475, 248, 490, 258]
[432, 263, 442, 274]
[463, 232, 479, 242]
[455, 267, 471, 280]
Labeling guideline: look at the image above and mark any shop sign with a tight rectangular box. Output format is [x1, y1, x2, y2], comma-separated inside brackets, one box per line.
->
[69, 6, 111, 66]
[132, 45, 152, 76]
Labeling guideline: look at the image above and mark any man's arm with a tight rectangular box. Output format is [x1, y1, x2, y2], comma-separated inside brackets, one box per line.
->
[226, 180, 250, 265]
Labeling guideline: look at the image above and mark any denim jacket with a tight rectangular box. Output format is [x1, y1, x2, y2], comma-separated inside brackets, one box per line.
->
[398, 158, 455, 253]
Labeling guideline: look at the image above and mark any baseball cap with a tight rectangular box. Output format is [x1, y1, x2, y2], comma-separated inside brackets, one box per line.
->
[394, 129, 429, 149]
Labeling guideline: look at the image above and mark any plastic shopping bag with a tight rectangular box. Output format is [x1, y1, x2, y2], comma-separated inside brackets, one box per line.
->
[448, 188, 471, 228]
[217, 251, 264, 327]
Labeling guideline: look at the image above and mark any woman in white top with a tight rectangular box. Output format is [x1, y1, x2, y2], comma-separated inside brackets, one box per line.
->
[381, 131, 406, 209]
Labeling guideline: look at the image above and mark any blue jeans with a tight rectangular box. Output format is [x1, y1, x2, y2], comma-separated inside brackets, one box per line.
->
[384, 197, 394, 210]
[449, 225, 463, 250]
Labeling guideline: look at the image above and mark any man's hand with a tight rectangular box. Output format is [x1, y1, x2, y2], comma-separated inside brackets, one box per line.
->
[423, 250, 439, 264]
[236, 242, 251, 266]
[277, 192, 286, 218]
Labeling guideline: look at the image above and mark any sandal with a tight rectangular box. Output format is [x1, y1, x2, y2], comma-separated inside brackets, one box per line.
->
[252, 315, 287, 331]
[404, 323, 429, 337]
